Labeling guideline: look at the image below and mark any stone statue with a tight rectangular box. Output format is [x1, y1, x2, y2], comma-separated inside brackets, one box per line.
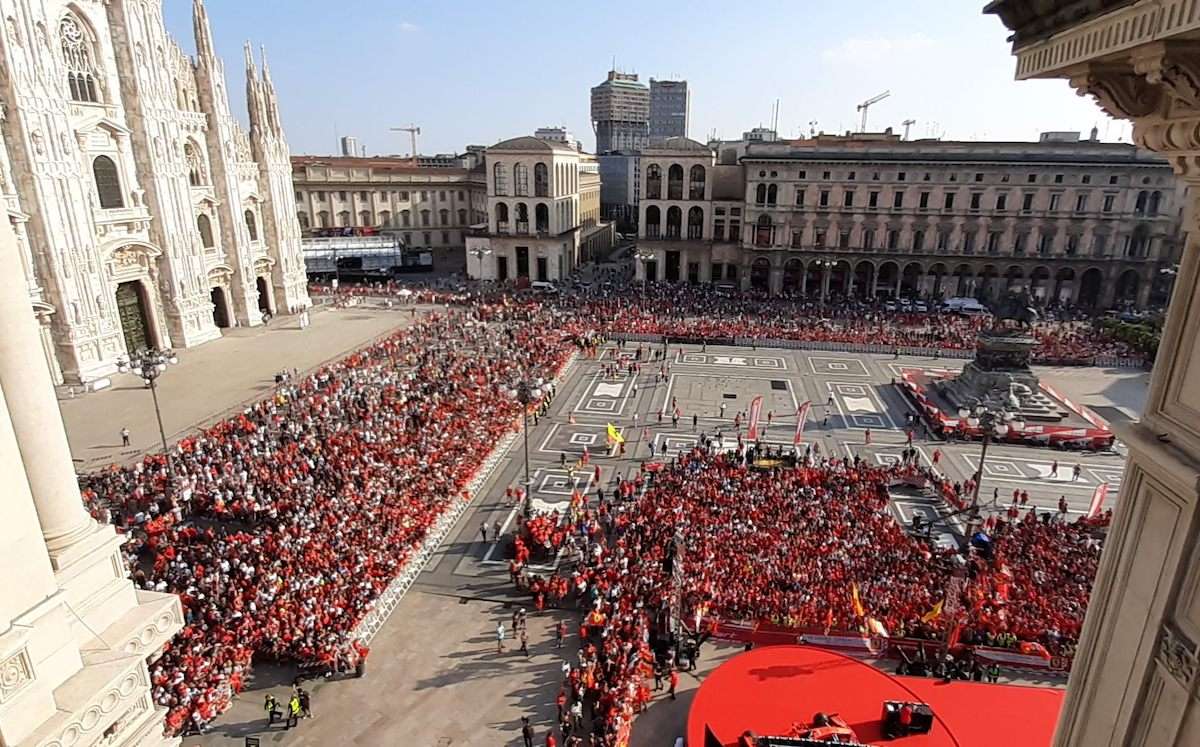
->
[989, 288, 1040, 330]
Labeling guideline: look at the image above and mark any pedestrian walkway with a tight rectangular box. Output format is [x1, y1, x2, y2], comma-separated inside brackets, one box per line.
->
[60, 307, 422, 470]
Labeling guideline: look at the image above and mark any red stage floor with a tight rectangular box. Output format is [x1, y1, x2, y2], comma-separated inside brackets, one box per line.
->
[686, 646, 1063, 746]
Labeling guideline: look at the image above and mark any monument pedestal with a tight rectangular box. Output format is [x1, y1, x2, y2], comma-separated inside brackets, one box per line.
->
[936, 332, 1068, 424]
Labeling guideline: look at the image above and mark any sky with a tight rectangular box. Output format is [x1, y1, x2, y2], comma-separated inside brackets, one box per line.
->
[164, 0, 1132, 157]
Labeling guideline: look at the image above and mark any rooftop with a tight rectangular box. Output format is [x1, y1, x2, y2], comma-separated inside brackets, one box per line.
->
[488, 136, 581, 154]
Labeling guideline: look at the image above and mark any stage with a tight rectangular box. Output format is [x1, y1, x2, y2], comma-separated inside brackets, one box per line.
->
[686, 645, 1063, 746]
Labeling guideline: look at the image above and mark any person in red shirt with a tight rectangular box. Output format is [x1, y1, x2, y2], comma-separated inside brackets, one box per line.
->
[545, 732, 557, 747]
[668, 668, 679, 700]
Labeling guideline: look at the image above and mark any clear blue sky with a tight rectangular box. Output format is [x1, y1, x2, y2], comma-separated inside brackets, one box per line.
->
[165, 0, 1130, 157]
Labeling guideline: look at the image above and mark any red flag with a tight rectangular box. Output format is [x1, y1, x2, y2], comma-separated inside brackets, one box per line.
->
[793, 401, 813, 445]
[747, 395, 764, 440]
[947, 622, 962, 650]
[824, 608, 834, 635]
[1087, 483, 1109, 518]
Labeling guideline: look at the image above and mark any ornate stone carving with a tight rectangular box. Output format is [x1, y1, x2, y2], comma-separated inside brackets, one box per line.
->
[1132, 42, 1200, 109]
[1157, 625, 1199, 691]
[1069, 66, 1164, 119]
[0, 648, 34, 704]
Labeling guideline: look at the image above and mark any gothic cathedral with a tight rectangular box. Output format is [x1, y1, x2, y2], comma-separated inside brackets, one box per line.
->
[0, 0, 309, 385]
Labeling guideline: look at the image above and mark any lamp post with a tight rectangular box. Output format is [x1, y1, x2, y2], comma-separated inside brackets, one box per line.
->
[117, 347, 179, 478]
[957, 401, 1022, 512]
[505, 374, 545, 516]
[635, 251, 655, 297]
[813, 259, 835, 301]
[469, 246, 492, 292]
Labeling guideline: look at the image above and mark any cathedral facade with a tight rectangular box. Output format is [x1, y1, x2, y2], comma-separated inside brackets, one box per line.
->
[0, 0, 309, 386]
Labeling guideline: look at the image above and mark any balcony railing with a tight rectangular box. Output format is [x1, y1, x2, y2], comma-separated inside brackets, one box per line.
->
[515, 221, 529, 235]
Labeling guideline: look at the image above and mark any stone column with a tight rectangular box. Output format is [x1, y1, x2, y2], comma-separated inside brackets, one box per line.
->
[821, 267, 832, 299]
[0, 217, 95, 555]
[1135, 274, 1153, 309]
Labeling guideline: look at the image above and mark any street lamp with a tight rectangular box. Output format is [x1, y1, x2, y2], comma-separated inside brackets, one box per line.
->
[635, 251, 656, 296]
[957, 403, 1021, 511]
[117, 347, 179, 478]
[505, 374, 545, 516]
[813, 259, 835, 300]
[468, 246, 492, 290]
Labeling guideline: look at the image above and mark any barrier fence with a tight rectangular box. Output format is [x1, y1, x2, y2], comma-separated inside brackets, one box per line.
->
[608, 332, 1144, 369]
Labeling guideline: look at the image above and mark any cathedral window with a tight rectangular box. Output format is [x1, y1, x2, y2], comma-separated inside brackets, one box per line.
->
[197, 214, 215, 248]
[60, 14, 100, 103]
[92, 156, 123, 209]
[244, 209, 258, 241]
[184, 143, 207, 186]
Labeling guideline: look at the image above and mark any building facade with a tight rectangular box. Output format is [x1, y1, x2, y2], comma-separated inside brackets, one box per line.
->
[466, 136, 613, 282]
[986, 1, 1200, 745]
[649, 79, 688, 139]
[591, 70, 649, 154]
[0, 214, 183, 746]
[635, 132, 1182, 309]
[0, 0, 309, 386]
[291, 156, 488, 251]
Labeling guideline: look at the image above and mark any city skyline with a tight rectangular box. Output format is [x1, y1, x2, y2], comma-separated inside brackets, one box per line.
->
[164, 0, 1131, 157]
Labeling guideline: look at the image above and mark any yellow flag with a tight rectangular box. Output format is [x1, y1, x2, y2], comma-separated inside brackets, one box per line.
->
[921, 599, 943, 623]
[606, 423, 625, 444]
[851, 582, 865, 618]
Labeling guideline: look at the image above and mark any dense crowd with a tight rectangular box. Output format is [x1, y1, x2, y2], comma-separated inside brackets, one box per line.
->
[80, 305, 573, 734]
[511, 448, 1103, 743]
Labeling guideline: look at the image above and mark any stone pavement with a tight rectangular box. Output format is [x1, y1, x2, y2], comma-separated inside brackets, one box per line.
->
[59, 306, 424, 471]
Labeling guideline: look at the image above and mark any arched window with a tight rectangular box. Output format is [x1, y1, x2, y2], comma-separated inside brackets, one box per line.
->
[1135, 190, 1148, 214]
[244, 208, 258, 240]
[496, 203, 509, 228]
[534, 163, 550, 197]
[420, 210, 430, 226]
[767, 184, 778, 205]
[755, 184, 767, 204]
[667, 164, 684, 200]
[493, 163, 509, 195]
[457, 208, 467, 225]
[401, 210, 411, 227]
[380, 210, 392, 227]
[318, 211, 330, 228]
[93, 156, 124, 209]
[1148, 190, 1162, 215]
[439, 209, 449, 226]
[338, 210, 351, 227]
[515, 203, 529, 233]
[665, 206, 682, 239]
[60, 14, 100, 103]
[689, 165, 706, 200]
[196, 214, 215, 247]
[297, 212, 310, 229]
[184, 142, 207, 186]
[645, 205, 661, 239]
[755, 214, 772, 247]
[536, 203, 549, 232]
[687, 206, 704, 239]
[359, 210, 372, 226]
[646, 165, 662, 199]
[514, 162, 529, 196]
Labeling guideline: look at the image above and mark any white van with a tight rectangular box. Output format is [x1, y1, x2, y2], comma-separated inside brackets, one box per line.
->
[530, 281, 559, 295]
[942, 297, 988, 315]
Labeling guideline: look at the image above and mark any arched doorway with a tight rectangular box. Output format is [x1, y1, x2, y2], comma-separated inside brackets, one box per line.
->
[256, 276, 275, 316]
[830, 261, 852, 297]
[928, 263, 948, 299]
[1054, 268, 1075, 305]
[1115, 269, 1141, 305]
[116, 280, 151, 354]
[782, 259, 803, 294]
[854, 261, 874, 299]
[876, 261, 899, 299]
[1078, 268, 1104, 308]
[1005, 265, 1025, 293]
[977, 265, 999, 301]
[750, 257, 771, 291]
[805, 262, 824, 297]
[1029, 266, 1051, 302]
[952, 264, 973, 297]
[901, 262, 923, 298]
[210, 286, 231, 328]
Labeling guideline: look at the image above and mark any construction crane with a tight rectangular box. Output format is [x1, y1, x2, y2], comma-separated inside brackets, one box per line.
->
[902, 119, 916, 140]
[856, 91, 890, 132]
[390, 125, 421, 164]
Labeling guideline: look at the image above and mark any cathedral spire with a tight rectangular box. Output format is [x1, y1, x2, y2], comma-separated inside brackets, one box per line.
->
[192, 0, 216, 64]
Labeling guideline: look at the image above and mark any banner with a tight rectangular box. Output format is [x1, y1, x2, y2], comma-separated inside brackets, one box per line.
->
[747, 395, 764, 440]
[794, 401, 813, 445]
[1088, 482, 1109, 518]
[606, 423, 625, 444]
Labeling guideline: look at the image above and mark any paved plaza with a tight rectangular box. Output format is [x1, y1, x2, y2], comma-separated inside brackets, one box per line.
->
[147, 336, 1146, 747]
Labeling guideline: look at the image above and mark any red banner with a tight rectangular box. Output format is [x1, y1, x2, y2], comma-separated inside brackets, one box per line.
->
[1088, 482, 1109, 518]
[794, 401, 812, 445]
[747, 395, 764, 440]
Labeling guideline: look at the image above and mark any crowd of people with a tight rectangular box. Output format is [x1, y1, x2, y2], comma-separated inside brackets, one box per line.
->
[79, 305, 574, 735]
[509, 446, 1103, 744]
